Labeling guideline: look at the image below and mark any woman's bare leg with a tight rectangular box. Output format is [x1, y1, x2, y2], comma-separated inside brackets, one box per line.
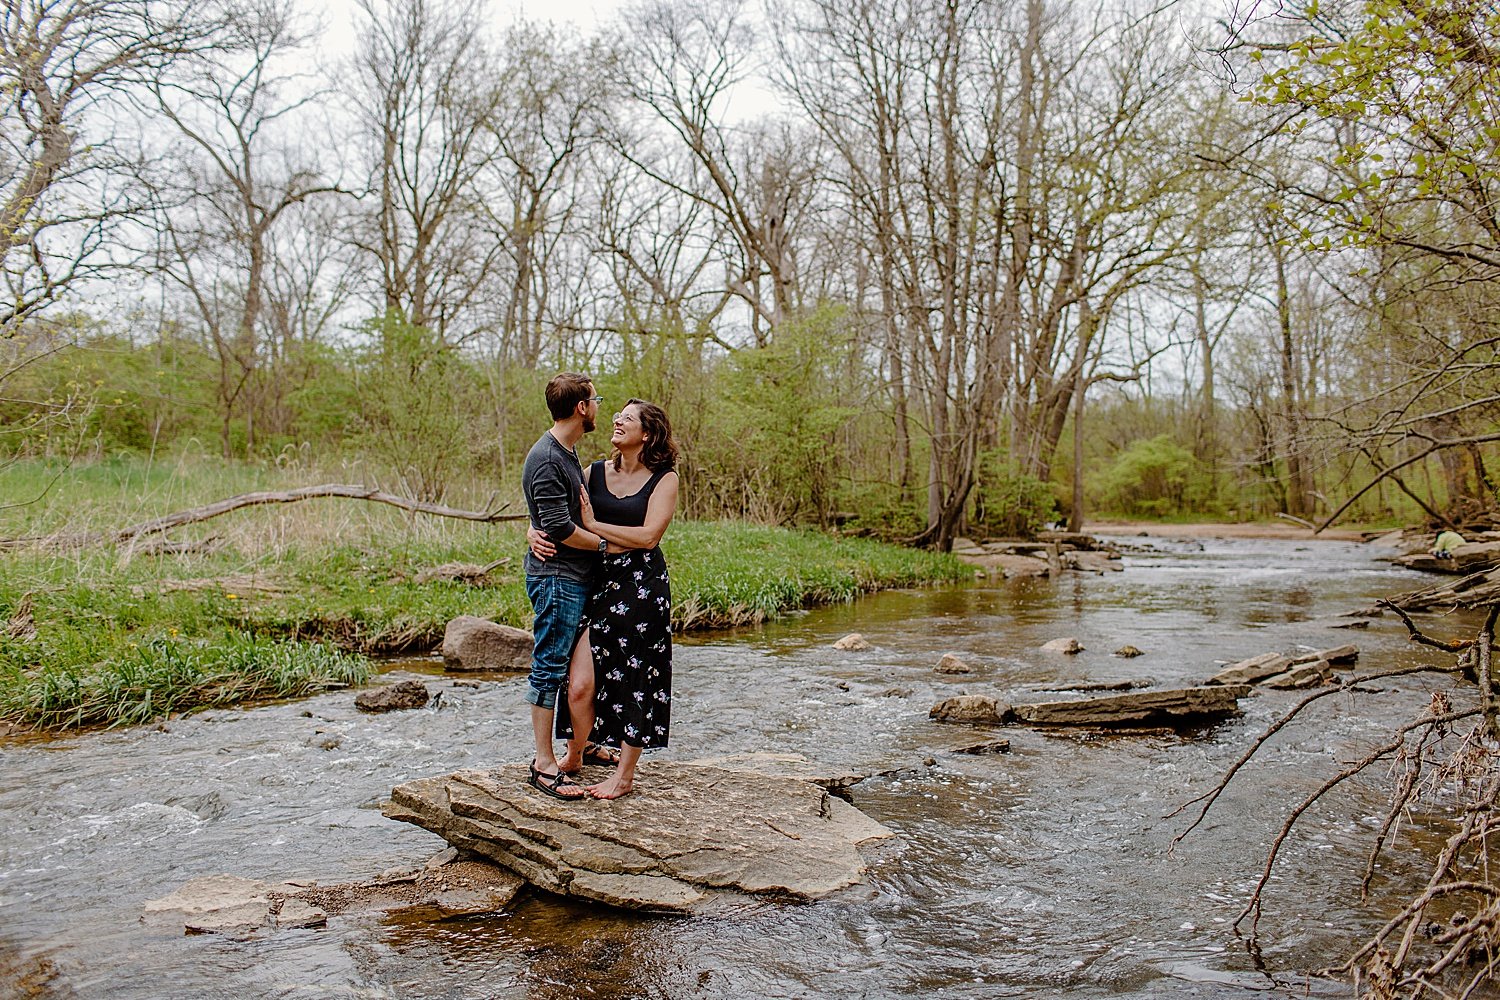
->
[589, 743, 641, 799]
[555, 629, 594, 773]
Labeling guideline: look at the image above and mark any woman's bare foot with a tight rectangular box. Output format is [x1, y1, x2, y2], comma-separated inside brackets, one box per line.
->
[589, 774, 634, 799]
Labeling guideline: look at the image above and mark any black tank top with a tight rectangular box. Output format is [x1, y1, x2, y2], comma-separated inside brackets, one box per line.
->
[587, 460, 667, 530]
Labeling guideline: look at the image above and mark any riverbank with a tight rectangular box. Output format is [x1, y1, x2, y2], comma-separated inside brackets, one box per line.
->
[1085, 518, 1375, 541]
[0, 519, 965, 731]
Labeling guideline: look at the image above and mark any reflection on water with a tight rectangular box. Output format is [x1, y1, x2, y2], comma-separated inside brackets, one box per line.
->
[0, 535, 1479, 998]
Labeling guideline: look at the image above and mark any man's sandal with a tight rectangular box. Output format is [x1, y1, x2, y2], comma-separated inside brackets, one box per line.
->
[561, 742, 622, 776]
[582, 742, 622, 766]
[527, 761, 588, 801]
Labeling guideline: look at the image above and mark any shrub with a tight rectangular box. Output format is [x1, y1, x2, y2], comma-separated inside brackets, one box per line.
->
[973, 454, 1058, 537]
[1090, 434, 1203, 517]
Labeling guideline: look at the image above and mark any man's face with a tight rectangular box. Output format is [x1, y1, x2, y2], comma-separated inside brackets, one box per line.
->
[581, 385, 598, 433]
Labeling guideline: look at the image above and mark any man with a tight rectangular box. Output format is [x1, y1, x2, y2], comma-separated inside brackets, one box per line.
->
[520, 372, 607, 800]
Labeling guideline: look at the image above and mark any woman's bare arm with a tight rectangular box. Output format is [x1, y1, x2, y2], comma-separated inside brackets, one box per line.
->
[581, 473, 679, 550]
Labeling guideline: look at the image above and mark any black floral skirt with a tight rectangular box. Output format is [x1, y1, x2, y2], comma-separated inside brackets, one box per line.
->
[556, 546, 672, 750]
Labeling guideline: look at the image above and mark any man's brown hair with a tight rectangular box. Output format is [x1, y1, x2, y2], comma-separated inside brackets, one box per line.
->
[545, 372, 593, 421]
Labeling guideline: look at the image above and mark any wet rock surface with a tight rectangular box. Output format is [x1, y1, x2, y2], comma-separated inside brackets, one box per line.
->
[1207, 652, 1292, 686]
[441, 615, 532, 671]
[833, 632, 873, 651]
[142, 874, 324, 936]
[685, 751, 869, 793]
[935, 653, 972, 674]
[1208, 645, 1358, 688]
[929, 694, 1012, 725]
[355, 680, 431, 713]
[142, 859, 526, 936]
[933, 685, 1248, 729]
[383, 763, 894, 912]
[1010, 685, 1249, 727]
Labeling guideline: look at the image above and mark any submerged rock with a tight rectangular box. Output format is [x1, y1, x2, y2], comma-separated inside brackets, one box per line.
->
[355, 680, 430, 713]
[383, 764, 894, 912]
[442, 616, 532, 671]
[833, 633, 873, 651]
[142, 874, 323, 936]
[1041, 637, 1084, 654]
[1114, 645, 1145, 658]
[144, 860, 527, 934]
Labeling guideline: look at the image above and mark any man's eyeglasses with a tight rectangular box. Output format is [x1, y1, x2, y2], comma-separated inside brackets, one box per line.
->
[585, 395, 604, 403]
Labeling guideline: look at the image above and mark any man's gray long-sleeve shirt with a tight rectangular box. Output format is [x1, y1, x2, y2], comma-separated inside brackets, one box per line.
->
[521, 429, 597, 582]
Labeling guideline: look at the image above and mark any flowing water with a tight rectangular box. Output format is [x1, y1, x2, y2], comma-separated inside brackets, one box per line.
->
[0, 535, 1487, 999]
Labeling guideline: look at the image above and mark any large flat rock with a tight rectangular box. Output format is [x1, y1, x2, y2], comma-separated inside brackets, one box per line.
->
[1010, 685, 1249, 727]
[383, 763, 894, 912]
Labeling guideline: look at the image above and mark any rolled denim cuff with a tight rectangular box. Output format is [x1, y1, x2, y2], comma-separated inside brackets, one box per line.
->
[525, 684, 559, 710]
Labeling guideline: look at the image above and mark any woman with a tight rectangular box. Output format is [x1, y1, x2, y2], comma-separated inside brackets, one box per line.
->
[529, 398, 679, 799]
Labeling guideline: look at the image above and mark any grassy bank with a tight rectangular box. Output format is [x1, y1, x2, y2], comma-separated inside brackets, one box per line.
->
[0, 459, 967, 730]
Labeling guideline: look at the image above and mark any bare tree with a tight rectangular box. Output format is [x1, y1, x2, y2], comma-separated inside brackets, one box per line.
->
[146, 0, 340, 456]
[349, 0, 501, 341]
[0, 0, 210, 332]
[616, 0, 817, 346]
[478, 20, 612, 366]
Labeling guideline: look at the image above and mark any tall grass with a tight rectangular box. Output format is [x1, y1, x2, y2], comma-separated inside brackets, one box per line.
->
[0, 457, 967, 730]
[0, 631, 368, 729]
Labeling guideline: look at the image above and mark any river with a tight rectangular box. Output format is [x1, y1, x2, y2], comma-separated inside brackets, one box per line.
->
[0, 534, 1482, 998]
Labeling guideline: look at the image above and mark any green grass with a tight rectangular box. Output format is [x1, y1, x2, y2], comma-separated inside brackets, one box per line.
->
[0, 458, 967, 730]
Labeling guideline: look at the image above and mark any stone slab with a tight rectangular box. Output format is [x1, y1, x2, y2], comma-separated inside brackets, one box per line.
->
[384, 764, 895, 913]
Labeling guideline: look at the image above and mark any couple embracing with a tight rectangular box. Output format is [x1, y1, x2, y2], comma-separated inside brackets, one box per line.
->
[519, 372, 679, 802]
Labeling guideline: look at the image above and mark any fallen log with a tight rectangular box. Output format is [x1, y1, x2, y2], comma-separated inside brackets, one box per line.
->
[0, 485, 525, 552]
[1382, 566, 1500, 611]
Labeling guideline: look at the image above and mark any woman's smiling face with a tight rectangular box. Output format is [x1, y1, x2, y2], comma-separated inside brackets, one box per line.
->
[612, 404, 647, 449]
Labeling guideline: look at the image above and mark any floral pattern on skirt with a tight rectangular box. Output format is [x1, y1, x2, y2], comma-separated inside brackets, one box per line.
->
[556, 546, 671, 750]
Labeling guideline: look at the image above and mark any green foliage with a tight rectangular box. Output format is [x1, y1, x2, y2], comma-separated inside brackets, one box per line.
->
[1250, 0, 1500, 254]
[0, 458, 966, 729]
[0, 630, 368, 730]
[351, 312, 476, 501]
[974, 453, 1058, 537]
[1089, 435, 1208, 517]
[666, 521, 968, 628]
[694, 307, 859, 525]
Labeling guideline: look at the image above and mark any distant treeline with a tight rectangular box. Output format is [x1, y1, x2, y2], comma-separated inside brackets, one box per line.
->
[1, 0, 1497, 541]
[0, 306, 1462, 537]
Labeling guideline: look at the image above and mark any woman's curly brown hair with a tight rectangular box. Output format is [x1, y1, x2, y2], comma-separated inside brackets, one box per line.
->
[612, 398, 677, 473]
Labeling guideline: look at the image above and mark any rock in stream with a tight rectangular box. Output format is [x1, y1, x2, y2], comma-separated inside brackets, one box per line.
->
[382, 763, 894, 912]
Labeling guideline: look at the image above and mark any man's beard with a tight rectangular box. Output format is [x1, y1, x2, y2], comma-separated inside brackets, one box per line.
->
[582, 413, 596, 433]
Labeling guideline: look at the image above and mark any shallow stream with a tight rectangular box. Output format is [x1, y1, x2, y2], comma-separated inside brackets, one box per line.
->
[0, 535, 1483, 998]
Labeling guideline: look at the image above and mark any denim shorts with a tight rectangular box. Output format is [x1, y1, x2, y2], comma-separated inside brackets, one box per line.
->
[524, 574, 591, 709]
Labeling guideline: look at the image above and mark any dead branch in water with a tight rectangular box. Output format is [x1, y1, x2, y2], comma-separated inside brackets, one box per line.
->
[1172, 605, 1500, 997]
[0, 484, 527, 552]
